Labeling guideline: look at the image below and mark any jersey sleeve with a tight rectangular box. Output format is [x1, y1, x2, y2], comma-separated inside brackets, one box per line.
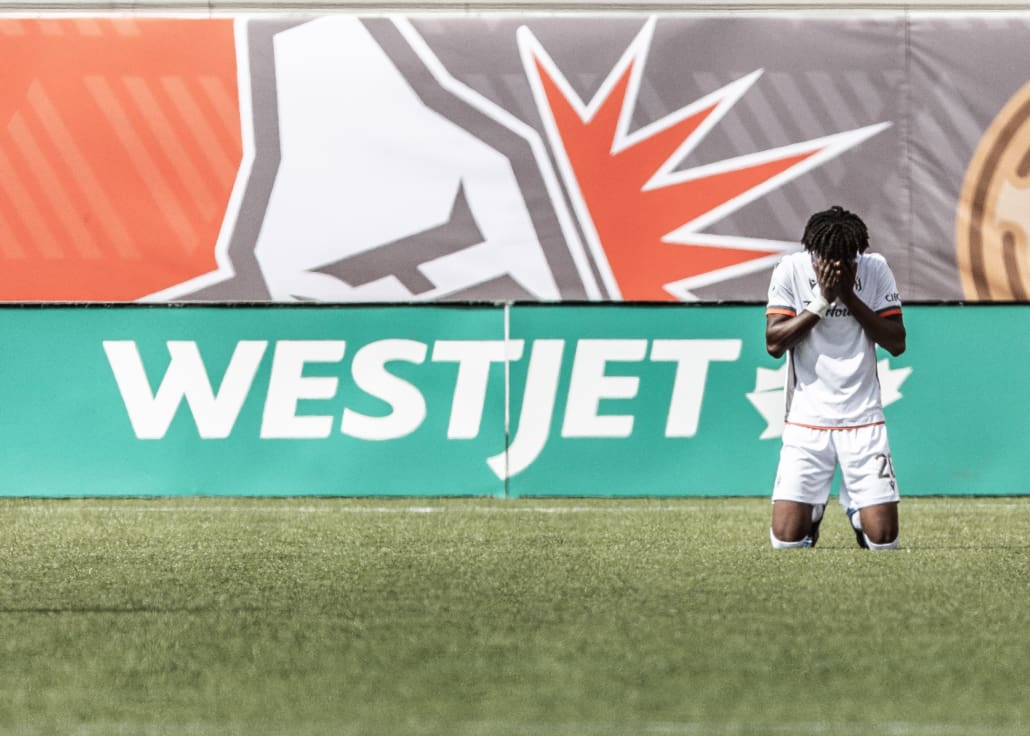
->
[766, 259, 797, 317]
[867, 255, 903, 317]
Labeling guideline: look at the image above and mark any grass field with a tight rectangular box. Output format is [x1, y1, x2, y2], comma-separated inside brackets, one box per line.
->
[0, 496, 1027, 736]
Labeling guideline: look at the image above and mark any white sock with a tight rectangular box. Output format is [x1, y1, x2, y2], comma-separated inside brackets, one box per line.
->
[770, 529, 812, 549]
[848, 507, 863, 531]
[864, 534, 899, 551]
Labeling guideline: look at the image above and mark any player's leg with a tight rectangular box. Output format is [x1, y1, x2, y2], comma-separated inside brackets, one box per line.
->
[836, 424, 901, 550]
[770, 425, 834, 547]
[858, 501, 899, 547]
[771, 500, 826, 547]
[771, 500, 814, 542]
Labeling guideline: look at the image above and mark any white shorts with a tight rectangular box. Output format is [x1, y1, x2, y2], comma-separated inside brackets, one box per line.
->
[772, 422, 901, 509]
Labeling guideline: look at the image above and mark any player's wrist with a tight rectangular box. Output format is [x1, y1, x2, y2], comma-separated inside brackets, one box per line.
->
[805, 295, 830, 318]
[838, 289, 858, 307]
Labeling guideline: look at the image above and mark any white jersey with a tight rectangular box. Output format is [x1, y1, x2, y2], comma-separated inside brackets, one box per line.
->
[765, 251, 902, 428]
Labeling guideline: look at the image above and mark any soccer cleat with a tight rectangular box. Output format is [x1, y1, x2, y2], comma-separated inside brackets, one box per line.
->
[809, 504, 825, 548]
[846, 507, 868, 549]
[809, 517, 822, 547]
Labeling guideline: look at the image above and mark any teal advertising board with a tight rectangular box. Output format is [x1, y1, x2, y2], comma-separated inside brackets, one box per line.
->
[505, 305, 775, 497]
[0, 304, 1024, 497]
[506, 305, 1029, 497]
[0, 306, 507, 497]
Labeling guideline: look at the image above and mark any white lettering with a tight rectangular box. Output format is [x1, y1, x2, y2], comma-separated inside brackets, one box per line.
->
[261, 341, 345, 439]
[650, 339, 742, 437]
[432, 340, 522, 439]
[561, 339, 647, 438]
[105, 334, 747, 482]
[104, 340, 266, 440]
[488, 339, 564, 480]
[341, 339, 428, 441]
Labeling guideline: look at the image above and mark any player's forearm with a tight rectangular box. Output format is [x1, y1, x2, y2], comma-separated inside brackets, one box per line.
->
[841, 292, 907, 356]
[766, 312, 820, 358]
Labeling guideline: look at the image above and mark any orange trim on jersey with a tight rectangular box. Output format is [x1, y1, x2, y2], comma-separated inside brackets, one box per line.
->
[878, 307, 903, 318]
[766, 307, 796, 317]
[786, 420, 886, 431]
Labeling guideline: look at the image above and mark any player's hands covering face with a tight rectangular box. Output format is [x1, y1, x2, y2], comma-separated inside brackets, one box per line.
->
[814, 257, 842, 302]
[814, 256, 857, 304]
[837, 258, 857, 299]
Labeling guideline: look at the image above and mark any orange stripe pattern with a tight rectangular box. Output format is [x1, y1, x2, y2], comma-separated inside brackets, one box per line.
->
[0, 19, 241, 301]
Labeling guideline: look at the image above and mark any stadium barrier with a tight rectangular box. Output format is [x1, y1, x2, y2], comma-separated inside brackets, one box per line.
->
[0, 303, 1024, 497]
[3, 13, 1029, 498]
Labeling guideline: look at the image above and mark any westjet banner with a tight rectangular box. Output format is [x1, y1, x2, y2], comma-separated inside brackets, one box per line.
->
[0, 304, 1024, 497]
[1, 14, 1030, 303]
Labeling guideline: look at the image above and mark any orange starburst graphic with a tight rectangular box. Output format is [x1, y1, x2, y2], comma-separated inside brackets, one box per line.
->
[518, 20, 889, 301]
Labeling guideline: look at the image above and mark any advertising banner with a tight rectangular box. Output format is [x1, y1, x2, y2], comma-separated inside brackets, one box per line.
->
[0, 305, 508, 496]
[506, 304, 1030, 497]
[1, 14, 1029, 303]
[0, 304, 1025, 497]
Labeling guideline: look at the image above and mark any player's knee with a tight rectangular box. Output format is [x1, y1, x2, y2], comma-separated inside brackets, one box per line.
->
[855, 503, 898, 546]
[863, 534, 899, 551]
[770, 502, 814, 544]
[770, 529, 812, 549]
[862, 521, 899, 547]
[769, 520, 806, 545]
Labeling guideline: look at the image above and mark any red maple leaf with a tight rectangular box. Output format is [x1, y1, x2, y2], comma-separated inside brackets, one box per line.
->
[520, 21, 889, 301]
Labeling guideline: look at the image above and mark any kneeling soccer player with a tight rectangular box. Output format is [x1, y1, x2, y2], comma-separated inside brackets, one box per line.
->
[764, 205, 906, 550]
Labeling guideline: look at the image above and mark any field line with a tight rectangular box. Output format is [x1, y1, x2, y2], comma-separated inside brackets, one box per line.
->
[61, 720, 1019, 736]
[11, 503, 764, 515]
[6, 497, 1028, 516]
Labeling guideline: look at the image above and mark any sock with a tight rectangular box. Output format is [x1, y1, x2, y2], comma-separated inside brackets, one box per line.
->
[770, 529, 813, 549]
[847, 507, 863, 531]
[864, 535, 899, 551]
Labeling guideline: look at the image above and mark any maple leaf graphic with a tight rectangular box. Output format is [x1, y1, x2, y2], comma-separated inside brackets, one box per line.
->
[747, 359, 912, 440]
[518, 19, 891, 301]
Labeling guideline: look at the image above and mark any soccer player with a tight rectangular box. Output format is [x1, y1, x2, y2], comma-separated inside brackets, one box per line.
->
[764, 206, 906, 550]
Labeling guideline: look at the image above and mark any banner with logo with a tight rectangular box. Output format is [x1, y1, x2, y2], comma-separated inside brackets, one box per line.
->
[1, 14, 1029, 303]
[0, 305, 508, 496]
[0, 304, 1025, 497]
[506, 304, 1030, 497]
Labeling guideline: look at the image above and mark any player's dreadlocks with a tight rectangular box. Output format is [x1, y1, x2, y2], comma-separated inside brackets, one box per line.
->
[802, 206, 869, 261]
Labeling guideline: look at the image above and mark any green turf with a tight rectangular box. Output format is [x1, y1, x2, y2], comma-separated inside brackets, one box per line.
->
[0, 497, 1027, 735]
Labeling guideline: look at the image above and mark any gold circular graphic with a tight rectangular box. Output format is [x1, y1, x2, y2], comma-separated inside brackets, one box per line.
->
[957, 81, 1030, 300]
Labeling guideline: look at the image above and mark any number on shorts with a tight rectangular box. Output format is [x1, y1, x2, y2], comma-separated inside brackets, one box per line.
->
[876, 453, 896, 479]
